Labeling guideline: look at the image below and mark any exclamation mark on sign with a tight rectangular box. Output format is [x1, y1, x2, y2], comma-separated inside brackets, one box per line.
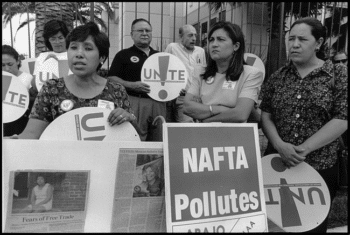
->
[2, 75, 12, 101]
[158, 55, 170, 100]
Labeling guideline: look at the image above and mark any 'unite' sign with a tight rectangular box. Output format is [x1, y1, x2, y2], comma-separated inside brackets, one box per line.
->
[141, 52, 188, 102]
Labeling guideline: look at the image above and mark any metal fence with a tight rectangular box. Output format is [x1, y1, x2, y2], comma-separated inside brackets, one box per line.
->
[2, 2, 348, 77]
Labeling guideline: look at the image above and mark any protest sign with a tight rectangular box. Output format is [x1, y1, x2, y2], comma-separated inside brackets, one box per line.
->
[2, 71, 29, 123]
[141, 52, 187, 102]
[3, 140, 162, 232]
[39, 107, 140, 141]
[20, 57, 37, 75]
[262, 154, 331, 232]
[5, 170, 89, 233]
[33, 52, 73, 92]
[163, 123, 268, 232]
[244, 53, 265, 79]
[111, 148, 166, 232]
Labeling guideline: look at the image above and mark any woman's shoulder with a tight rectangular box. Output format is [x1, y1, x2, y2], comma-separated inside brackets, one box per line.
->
[243, 64, 263, 75]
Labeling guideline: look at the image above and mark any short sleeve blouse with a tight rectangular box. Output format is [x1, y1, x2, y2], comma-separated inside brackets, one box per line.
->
[29, 77, 134, 123]
[259, 59, 348, 170]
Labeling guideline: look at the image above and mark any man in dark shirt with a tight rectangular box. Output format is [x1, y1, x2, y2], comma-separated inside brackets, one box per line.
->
[108, 18, 166, 141]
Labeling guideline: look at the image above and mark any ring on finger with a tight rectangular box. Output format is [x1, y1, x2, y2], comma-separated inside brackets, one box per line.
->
[119, 115, 123, 119]
[123, 118, 127, 122]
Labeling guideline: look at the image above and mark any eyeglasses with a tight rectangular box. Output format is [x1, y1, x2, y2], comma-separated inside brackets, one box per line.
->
[334, 59, 347, 64]
[132, 29, 152, 34]
[49, 36, 65, 43]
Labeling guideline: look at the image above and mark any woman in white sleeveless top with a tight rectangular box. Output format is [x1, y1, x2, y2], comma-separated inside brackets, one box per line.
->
[21, 175, 54, 213]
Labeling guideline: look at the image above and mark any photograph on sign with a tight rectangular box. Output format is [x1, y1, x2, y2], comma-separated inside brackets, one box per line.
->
[111, 148, 166, 232]
[262, 154, 331, 232]
[2, 71, 29, 123]
[163, 123, 268, 232]
[5, 170, 89, 233]
[33, 51, 73, 92]
[39, 107, 140, 141]
[141, 52, 188, 102]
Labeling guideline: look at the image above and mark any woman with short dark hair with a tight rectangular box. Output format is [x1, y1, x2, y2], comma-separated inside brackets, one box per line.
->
[9, 22, 140, 139]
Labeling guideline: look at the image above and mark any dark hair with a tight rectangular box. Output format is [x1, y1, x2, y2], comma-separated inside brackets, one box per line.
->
[43, 19, 69, 51]
[66, 21, 110, 71]
[36, 174, 46, 181]
[204, 21, 246, 82]
[2, 44, 21, 68]
[290, 17, 327, 60]
[131, 18, 152, 31]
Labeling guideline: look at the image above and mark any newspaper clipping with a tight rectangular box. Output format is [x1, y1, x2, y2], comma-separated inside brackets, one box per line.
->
[111, 148, 166, 232]
[5, 170, 90, 233]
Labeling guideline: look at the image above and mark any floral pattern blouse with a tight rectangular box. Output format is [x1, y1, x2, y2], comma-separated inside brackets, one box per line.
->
[30, 77, 134, 123]
[259, 59, 347, 170]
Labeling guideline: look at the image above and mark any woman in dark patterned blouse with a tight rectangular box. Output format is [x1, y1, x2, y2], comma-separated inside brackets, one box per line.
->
[10, 22, 140, 139]
[259, 17, 347, 232]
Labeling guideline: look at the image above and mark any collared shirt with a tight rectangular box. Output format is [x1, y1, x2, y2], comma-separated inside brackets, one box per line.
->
[108, 45, 159, 97]
[165, 42, 207, 90]
[259, 59, 348, 170]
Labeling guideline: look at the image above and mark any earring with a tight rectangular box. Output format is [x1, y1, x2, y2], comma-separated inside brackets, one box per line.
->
[315, 47, 319, 52]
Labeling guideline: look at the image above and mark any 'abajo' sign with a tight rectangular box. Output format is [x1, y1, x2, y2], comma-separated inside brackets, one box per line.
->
[40, 107, 140, 142]
[2, 71, 29, 123]
[141, 52, 188, 102]
[262, 154, 330, 232]
[31, 52, 73, 92]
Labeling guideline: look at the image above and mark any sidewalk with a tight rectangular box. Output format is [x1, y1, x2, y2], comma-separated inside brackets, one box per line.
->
[327, 225, 348, 233]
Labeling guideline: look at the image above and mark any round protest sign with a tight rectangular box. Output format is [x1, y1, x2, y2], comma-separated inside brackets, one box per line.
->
[20, 57, 37, 75]
[33, 52, 72, 92]
[2, 71, 29, 123]
[262, 154, 330, 232]
[244, 53, 265, 79]
[141, 52, 188, 102]
[39, 107, 140, 142]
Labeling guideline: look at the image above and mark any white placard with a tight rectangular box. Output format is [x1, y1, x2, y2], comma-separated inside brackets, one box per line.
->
[2, 140, 163, 232]
[39, 107, 140, 142]
[262, 154, 331, 232]
[141, 52, 188, 102]
[244, 53, 265, 80]
[2, 71, 29, 123]
[33, 52, 73, 92]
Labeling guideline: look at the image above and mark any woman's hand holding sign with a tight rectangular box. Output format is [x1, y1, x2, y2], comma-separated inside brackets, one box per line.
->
[107, 107, 137, 126]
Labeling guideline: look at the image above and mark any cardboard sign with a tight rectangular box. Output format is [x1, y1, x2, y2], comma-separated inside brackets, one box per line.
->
[163, 123, 268, 232]
[33, 52, 73, 92]
[141, 52, 188, 102]
[244, 53, 265, 80]
[20, 57, 37, 75]
[262, 154, 331, 232]
[3, 139, 163, 232]
[2, 71, 29, 123]
[39, 107, 140, 142]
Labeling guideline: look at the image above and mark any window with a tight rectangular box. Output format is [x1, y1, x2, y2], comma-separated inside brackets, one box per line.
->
[219, 10, 226, 21]
[210, 18, 217, 28]
[14, 172, 29, 199]
[193, 23, 200, 46]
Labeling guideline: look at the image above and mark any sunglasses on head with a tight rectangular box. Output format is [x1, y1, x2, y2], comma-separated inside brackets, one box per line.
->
[334, 59, 347, 63]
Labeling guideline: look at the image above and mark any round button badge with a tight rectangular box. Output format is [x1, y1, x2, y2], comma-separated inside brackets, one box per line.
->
[60, 99, 74, 111]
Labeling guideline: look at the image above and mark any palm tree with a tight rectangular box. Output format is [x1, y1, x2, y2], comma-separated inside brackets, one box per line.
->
[2, 2, 113, 57]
